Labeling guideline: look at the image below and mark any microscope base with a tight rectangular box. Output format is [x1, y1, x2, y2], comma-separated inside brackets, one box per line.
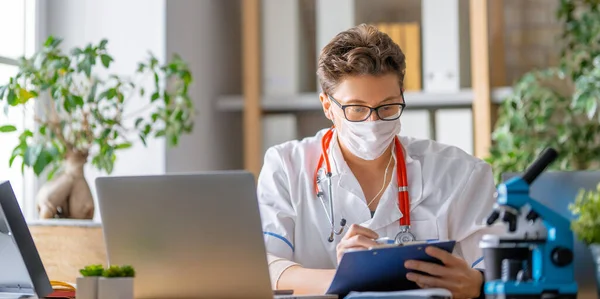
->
[485, 294, 577, 299]
[485, 281, 578, 299]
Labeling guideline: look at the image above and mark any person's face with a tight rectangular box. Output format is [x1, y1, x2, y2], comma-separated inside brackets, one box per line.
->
[319, 73, 404, 129]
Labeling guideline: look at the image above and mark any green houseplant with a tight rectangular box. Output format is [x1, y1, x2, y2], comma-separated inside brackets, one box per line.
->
[0, 36, 194, 219]
[569, 184, 600, 246]
[77, 264, 105, 299]
[486, 0, 600, 184]
[76, 265, 136, 299]
[98, 265, 136, 299]
[569, 183, 600, 294]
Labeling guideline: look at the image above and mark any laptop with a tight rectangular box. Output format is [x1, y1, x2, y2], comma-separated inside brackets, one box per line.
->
[0, 181, 52, 299]
[96, 171, 336, 299]
[502, 171, 600, 298]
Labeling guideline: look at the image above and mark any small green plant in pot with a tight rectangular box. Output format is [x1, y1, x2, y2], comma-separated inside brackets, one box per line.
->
[98, 265, 136, 299]
[569, 183, 600, 295]
[0, 36, 194, 219]
[77, 264, 105, 299]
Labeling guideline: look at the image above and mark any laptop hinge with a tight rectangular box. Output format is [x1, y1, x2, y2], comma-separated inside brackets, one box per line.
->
[0, 284, 35, 294]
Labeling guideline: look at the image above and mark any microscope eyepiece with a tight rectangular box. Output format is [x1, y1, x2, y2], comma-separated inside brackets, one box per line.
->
[522, 148, 558, 185]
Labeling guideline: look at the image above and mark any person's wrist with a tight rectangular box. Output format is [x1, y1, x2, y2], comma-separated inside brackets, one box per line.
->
[466, 268, 483, 298]
[474, 269, 485, 299]
[317, 269, 335, 294]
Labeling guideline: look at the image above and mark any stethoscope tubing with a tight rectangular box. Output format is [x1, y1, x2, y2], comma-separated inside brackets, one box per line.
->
[314, 127, 411, 243]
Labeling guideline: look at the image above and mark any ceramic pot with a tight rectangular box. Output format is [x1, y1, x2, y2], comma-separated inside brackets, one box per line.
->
[75, 276, 99, 299]
[97, 277, 134, 299]
[590, 244, 600, 298]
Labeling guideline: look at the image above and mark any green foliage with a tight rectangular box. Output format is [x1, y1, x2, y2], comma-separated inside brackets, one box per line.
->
[79, 264, 104, 277]
[487, 0, 600, 184]
[0, 36, 195, 178]
[569, 183, 600, 245]
[485, 68, 600, 183]
[79, 264, 135, 278]
[102, 265, 135, 278]
[558, 0, 600, 120]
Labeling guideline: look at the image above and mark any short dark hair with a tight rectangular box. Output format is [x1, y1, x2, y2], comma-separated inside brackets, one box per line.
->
[317, 23, 406, 95]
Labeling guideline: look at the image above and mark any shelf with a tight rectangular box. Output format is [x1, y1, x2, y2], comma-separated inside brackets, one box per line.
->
[216, 87, 513, 113]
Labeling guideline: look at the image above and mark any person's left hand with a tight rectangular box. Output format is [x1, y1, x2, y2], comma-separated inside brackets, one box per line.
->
[404, 246, 483, 299]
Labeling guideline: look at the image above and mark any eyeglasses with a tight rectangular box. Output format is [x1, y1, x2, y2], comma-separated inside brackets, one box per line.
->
[328, 94, 406, 122]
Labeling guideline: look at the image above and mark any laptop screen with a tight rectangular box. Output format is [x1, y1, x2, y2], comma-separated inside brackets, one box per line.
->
[0, 181, 52, 297]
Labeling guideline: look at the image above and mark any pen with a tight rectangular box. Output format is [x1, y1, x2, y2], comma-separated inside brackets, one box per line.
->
[374, 238, 440, 245]
[375, 237, 395, 244]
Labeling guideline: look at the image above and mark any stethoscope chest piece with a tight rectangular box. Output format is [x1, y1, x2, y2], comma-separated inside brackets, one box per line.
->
[394, 225, 415, 244]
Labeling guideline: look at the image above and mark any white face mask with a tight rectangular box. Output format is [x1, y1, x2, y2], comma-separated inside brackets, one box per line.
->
[335, 117, 401, 160]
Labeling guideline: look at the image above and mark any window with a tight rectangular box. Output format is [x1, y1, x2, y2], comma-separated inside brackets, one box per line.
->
[0, 0, 38, 218]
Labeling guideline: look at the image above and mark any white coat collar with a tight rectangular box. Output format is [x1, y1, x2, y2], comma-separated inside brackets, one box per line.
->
[329, 133, 424, 231]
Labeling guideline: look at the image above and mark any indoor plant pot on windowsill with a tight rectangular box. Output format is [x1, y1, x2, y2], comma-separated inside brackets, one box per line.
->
[569, 183, 600, 296]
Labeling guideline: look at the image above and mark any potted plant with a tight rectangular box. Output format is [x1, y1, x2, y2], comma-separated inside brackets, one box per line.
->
[0, 36, 194, 219]
[486, 0, 600, 184]
[569, 183, 600, 295]
[98, 265, 135, 299]
[77, 264, 104, 299]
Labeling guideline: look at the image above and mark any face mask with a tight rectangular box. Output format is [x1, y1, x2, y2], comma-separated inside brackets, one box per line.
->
[335, 117, 401, 161]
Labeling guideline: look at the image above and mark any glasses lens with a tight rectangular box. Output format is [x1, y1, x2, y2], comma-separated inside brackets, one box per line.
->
[377, 104, 403, 120]
[345, 106, 372, 121]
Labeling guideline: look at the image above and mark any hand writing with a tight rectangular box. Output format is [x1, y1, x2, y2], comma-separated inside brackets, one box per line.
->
[336, 224, 378, 264]
[404, 246, 483, 299]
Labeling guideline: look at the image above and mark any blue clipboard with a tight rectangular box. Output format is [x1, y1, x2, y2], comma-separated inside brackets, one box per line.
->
[326, 240, 456, 297]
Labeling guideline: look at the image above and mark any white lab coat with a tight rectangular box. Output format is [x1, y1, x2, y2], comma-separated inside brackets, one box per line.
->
[257, 128, 502, 285]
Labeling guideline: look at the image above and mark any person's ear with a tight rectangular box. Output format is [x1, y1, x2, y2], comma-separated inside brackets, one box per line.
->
[320, 92, 333, 121]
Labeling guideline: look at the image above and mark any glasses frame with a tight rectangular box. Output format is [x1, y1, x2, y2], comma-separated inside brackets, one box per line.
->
[327, 93, 406, 122]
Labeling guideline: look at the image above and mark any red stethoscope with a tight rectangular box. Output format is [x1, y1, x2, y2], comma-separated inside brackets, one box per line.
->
[313, 127, 414, 244]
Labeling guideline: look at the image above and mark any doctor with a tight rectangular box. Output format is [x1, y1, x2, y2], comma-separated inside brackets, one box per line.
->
[257, 24, 498, 299]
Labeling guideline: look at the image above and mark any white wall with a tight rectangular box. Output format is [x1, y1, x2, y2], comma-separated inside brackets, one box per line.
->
[45, 0, 167, 220]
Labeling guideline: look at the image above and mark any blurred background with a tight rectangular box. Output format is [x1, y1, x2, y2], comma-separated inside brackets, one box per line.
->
[0, 0, 583, 221]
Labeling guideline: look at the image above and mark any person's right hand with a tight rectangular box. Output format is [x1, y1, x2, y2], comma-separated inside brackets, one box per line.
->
[336, 224, 379, 264]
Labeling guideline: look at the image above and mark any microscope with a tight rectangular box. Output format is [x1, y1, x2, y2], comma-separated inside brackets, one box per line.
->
[481, 148, 578, 299]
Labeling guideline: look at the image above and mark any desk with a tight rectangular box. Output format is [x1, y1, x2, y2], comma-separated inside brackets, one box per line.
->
[23, 220, 599, 299]
[27, 220, 106, 283]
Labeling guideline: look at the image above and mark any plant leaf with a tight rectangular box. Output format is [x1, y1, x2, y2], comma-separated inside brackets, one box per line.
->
[115, 143, 132, 150]
[0, 85, 6, 100]
[151, 92, 160, 102]
[99, 39, 108, 49]
[7, 89, 16, 105]
[47, 163, 61, 181]
[139, 134, 147, 146]
[70, 48, 83, 55]
[24, 145, 42, 167]
[88, 82, 98, 103]
[134, 117, 144, 128]
[0, 125, 17, 133]
[72, 95, 84, 107]
[154, 130, 165, 137]
[100, 54, 113, 68]
[33, 148, 54, 176]
[18, 89, 35, 104]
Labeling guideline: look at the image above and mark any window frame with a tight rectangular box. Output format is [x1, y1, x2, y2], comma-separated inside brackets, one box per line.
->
[0, 0, 45, 220]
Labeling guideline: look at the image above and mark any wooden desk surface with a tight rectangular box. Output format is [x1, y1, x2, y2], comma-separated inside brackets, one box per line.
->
[29, 225, 107, 283]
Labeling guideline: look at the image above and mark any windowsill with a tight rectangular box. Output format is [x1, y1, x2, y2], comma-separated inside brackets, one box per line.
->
[27, 219, 102, 227]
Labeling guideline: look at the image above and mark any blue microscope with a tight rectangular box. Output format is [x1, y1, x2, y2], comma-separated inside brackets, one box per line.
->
[482, 148, 578, 299]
